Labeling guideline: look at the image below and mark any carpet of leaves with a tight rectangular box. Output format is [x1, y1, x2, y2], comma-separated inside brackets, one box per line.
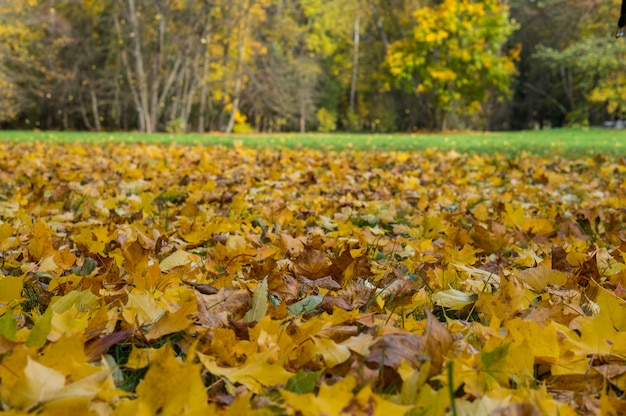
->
[1, 141, 626, 415]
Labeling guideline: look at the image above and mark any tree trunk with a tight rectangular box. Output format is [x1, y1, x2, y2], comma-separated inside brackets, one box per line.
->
[349, 16, 360, 116]
[225, 10, 248, 134]
[198, 14, 212, 133]
[299, 89, 305, 133]
[78, 91, 93, 131]
[148, 3, 166, 133]
[370, 1, 389, 52]
[113, 14, 142, 131]
[126, 0, 152, 132]
[90, 85, 102, 132]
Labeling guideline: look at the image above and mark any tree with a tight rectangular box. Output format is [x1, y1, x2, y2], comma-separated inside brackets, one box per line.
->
[113, 0, 212, 132]
[385, 0, 518, 130]
[528, 0, 620, 126]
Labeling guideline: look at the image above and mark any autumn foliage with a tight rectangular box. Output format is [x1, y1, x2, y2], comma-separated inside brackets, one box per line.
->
[1, 141, 626, 414]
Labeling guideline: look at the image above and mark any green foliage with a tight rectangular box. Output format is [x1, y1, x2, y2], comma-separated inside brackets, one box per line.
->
[165, 118, 186, 134]
[534, 38, 626, 122]
[316, 108, 337, 132]
[386, 0, 519, 129]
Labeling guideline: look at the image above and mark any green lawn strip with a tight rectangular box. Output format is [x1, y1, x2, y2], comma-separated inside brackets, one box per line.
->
[1, 128, 626, 157]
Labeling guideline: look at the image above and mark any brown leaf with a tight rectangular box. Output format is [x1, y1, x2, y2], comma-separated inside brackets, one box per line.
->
[340, 284, 373, 310]
[610, 240, 626, 263]
[317, 325, 360, 343]
[327, 248, 354, 280]
[85, 330, 134, 362]
[423, 309, 454, 377]
[248, 257, 278, 281]
[298, 275, 341, 292]
[269, 274, 299, 304]
[0, 334, 18, 355]
[365, 332, 425, 369]
[292, 246, 330, 280]
[551, 245, 572, 272]
[319, 295, 353, 313]
[546, 373, 604, 396]
[576, 248, 601, 288]
[489, 402, 542, 416]
[196, 288, 251, 329]
[278, 233, 305, 257]
[184, 281, 219, 295]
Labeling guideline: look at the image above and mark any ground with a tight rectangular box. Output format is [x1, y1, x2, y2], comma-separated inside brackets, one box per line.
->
[0, 130, 625, 415]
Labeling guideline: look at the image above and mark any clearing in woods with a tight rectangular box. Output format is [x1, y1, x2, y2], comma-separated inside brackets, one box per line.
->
[0, 130, 625, 414]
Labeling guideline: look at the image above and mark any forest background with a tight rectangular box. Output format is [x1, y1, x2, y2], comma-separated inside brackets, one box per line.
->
[0, 0, 624, 134]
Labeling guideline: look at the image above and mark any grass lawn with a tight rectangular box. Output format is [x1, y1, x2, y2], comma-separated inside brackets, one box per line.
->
[2, 127, 626, 157]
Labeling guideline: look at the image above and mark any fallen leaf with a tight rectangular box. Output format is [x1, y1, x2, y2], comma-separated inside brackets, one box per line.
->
[243, 277, 268, 323]
[515, 267, 567, 292]
[198, 348, 294, 394]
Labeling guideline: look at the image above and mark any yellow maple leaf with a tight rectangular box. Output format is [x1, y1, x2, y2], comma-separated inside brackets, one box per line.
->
[312, 336, 351, 368]
[0, 276, 24, 314]
[514, 267, 567, 292]
[122, 291, 166, 327]
[159, 249, 200, 273]
[114, 344, 209, 415]
[282, 376, 411, 416]
[198, 347, 294, 394]
[8, 357, 66, 409]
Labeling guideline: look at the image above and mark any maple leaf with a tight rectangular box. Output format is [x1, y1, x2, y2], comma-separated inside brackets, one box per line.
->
[292, 246, 331, 280]
[198, 347, 294, 394]
[281, 375, 411, 416]
[115, 344, 209, 415]
[0, 276, 24, 314]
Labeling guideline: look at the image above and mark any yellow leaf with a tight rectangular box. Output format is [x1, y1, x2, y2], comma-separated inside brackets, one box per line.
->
[53, 247, 77, 271]
[48, 308, 89, 342]
[39, 335, 89, 377]
[114, 344, 208, 415]
[122, 292, 165, 327]
[476, 275, 527, 320]
[145, 296, 196, 341]
[0, 276, 24, 312]
[51, 289, 99, 314]
[340, 332, 376, 356]
[502, 203, 526, 229]
[515, 267, 567, 292]
[28, 220, 54, 261]
[526, 218, 554, 236]
[566, 251, 586, 267]
[350, 247, 365, 258]
[9, 357, 66, 409]
[124, 346, 162, 369]
[282, 376, 411, 416]
[312, 337, 351, 368]
[505, 319, 559, 363]
[159, 249, 199, 273]
[198, 348, 294, 394]
[432, 288, 476, 310]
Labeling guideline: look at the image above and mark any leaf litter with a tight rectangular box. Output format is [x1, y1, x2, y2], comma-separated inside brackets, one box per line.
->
[0, 142, 626, 414]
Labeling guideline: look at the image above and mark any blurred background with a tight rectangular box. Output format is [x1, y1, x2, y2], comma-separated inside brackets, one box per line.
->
[0, 0, 622, 133]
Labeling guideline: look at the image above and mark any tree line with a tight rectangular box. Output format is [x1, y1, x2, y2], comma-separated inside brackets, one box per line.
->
[0, 0, 622, 133]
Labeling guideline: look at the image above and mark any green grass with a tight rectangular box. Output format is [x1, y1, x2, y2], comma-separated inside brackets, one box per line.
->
[2, 128, 626, 157]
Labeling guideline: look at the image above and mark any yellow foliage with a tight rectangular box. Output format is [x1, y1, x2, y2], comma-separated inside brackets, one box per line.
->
[0, 141, 621, 413]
